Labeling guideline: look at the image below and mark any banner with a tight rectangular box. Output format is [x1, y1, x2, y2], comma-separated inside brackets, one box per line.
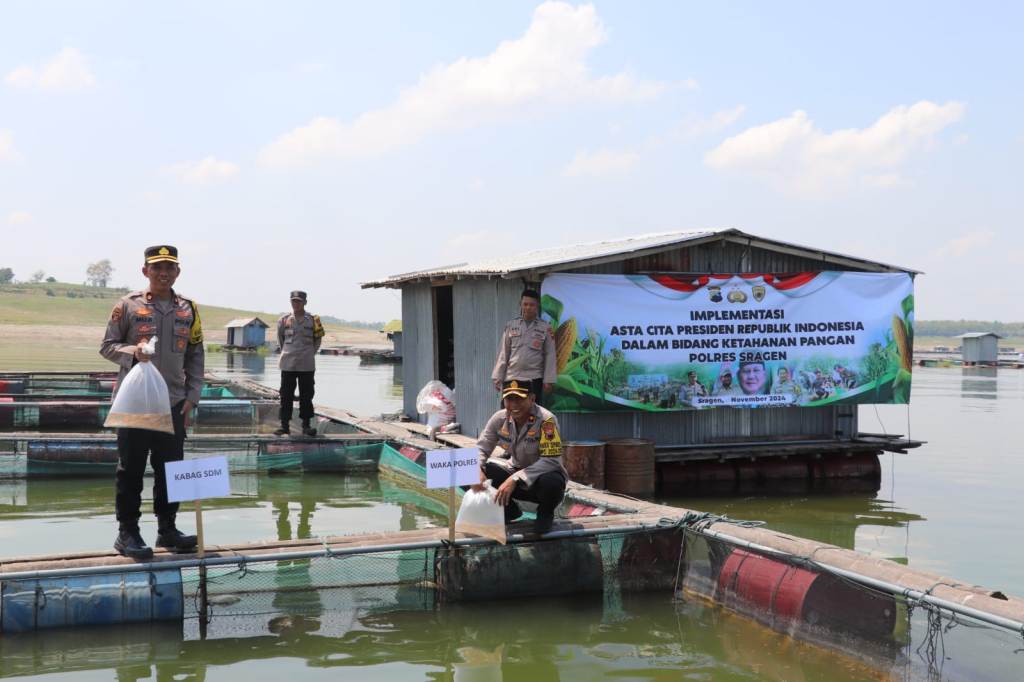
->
[541, 272, 914, 412]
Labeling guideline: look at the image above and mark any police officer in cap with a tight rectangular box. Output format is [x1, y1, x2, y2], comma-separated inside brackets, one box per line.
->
[492, 289, 556, 406]
[275, 291, 325, 436]
[100, 245, 203, 558]
[474, 379, 568, 534]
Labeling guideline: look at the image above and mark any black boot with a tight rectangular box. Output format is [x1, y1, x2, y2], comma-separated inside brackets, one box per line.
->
[301, 420, 317, 437]
[274, 421, 290, 436]
[156, 519, 198, 553]
[504, 501, 523, 524]
[114, 528, 154, 559]
[533, 510, 555, 535]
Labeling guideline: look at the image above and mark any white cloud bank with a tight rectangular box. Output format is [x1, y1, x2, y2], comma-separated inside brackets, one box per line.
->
[260, 1, 667, 167]
[5, 47, 96, 92]
[929, 229, 994, 259]
[164, 157, 240, 185]
[0, 130, 17, 161]
[562, 147, 640, 177]
[6, 210, 33, 225]
[704, 100, 965, 195]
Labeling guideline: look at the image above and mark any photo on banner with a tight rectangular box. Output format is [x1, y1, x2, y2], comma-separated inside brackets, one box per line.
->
[541, 272, 914, 413]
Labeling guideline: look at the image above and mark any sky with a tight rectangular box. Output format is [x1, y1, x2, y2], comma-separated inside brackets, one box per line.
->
[1, 1, 1021, 322]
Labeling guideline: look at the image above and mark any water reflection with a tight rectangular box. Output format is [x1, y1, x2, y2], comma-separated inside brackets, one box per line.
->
[205, 352, 403, 418]
[0, 472, 445, 557]
[224, 350, 266, 375]
[0, 595, 903, 681]
[961, 366, 998, 400]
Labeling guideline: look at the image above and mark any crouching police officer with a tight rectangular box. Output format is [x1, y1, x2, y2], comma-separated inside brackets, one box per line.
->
[100, 245, 203, 558]
[474, 380, 568, 534]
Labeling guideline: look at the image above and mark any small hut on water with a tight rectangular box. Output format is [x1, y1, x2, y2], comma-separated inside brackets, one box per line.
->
[958, 332, 1002, 366]
[224, 317, 269, 349]
[362, 229, 921, 474]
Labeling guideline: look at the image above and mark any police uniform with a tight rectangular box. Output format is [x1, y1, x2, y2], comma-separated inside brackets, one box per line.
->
[771, 377, 803, 402]
[276, 291, 325, 435]
[99, 245, 203, 557]
[491, 316, 557, 406]
[678, 379, 708, 405]
[477, 380, 567, 532]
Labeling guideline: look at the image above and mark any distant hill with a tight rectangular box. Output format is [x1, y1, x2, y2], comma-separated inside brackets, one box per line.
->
[915, 320, 1024, 337]
[0, 282, 376, 331]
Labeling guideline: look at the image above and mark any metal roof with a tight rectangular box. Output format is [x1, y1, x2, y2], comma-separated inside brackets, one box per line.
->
[957, 332, 1004, 339]
[361, 228, 920, 288]
[224, 317, 269, 328]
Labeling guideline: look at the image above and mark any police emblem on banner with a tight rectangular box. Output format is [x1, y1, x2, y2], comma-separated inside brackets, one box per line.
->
[752, 285, 766, 302]
[707, 285, 723, 303]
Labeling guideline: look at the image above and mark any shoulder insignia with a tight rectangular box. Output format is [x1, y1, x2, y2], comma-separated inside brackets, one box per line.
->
[110, 302, 124, 323]
[188, 302, 204, 345]
[312, 314, 325, 338]
[538, 417, 562, 457]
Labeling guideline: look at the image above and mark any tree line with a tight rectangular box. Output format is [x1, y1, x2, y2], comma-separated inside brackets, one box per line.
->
[0, 259, 114, 287]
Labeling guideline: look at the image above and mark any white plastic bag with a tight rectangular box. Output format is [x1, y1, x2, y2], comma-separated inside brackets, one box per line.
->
[455, 481, 506, 545]
[104, 336, 175, 434]
[417, 380, 456, 438]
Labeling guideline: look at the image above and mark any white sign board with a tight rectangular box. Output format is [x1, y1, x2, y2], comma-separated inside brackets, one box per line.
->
[425, 448, 480, 489]
[165, 456, 231, 503]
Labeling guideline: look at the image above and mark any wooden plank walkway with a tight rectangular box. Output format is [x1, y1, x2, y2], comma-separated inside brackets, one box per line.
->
[0, 432, 384, 445]
[0, 511, 669, 576]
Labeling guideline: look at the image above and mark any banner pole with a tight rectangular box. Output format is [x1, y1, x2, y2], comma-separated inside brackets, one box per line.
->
[196, 499, 208, 639]
[447, 449, 456, 543]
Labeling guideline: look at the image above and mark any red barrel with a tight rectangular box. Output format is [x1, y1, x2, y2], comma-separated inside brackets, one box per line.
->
[717, 548, 896, 640]
[563, 440, 605, 489]
[603, 438, 655, 496]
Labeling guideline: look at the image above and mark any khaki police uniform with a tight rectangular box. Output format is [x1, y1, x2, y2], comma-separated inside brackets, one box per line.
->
[99, 252, 204, 538]
[101, 290, 204, 405]
[477, 387, 567, 527]
[492, 317, 556, 405]
[771, 378, 803, 401]
[277, 312, 325, 372]
[276, 295, 325, 431]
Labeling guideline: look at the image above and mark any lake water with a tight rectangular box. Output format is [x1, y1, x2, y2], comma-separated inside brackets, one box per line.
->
[1, 350, 1022, 680]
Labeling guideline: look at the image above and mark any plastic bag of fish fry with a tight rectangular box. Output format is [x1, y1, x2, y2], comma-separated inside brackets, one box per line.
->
[104, 336, 175, 434]
[455, 481, 506, 545]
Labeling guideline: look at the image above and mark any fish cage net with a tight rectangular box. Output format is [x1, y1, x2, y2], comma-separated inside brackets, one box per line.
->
[176, 527, 682, 640]
[676, 527, 1024, 681]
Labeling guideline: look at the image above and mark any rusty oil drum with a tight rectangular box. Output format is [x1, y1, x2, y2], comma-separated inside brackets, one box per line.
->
[562, 440, 605, 489]
[603, 438, 655, 496]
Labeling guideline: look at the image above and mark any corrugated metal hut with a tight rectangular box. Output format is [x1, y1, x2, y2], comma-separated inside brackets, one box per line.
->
[381, 319, 403, 359]
[362, 229, 918, 446]
[958, 332, 1002, 365]
[224, 317, 269, 348]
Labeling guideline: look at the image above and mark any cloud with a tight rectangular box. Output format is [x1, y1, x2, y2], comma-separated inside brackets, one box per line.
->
[929, 230, 994, 259]
[0, 130, 17, 161]
[163, 157, 240, 185]
[5, 47, 96, 92]
[260, 1, 667, 167]
[672, 105, 745, 141]
[704, 100, 965, 195]
[6, 210, 33, 225]
[562, 147, 640, 177]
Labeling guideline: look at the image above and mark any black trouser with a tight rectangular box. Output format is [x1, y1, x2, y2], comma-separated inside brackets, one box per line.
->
[115, 399, 186, 530]
[483, 460, 566, 517]
[279, 371, 315, 424]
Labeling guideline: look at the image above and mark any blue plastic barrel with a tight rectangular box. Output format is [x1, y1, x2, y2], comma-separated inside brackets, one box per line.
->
[1, 569, 183, 632]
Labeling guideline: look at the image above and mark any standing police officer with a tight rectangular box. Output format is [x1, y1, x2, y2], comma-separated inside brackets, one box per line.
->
[275, 291, 325, 436]
[491, 289, 556, 406]
[100, 245, 203, 558]
[474, 380, 567, 534]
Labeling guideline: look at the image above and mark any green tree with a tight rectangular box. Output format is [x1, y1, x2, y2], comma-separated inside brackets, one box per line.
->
[0, 267, 13, 284]
[31, 270, 45, 282]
